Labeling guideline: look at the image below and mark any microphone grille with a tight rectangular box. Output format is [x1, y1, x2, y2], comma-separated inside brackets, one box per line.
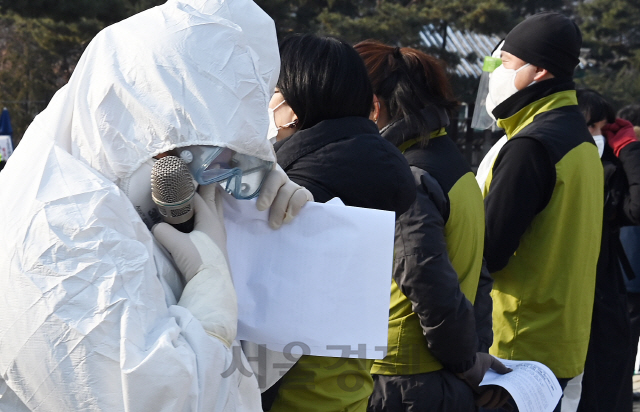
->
[151, 156, 195, 204]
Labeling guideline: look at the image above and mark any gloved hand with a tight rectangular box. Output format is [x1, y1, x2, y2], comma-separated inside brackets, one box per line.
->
[603, 118, 638, 156]
[256, 164, 313, 229]
[475, 385, 513, 410]
[153, 186, 237, 346]
[457, 352, 512, 409]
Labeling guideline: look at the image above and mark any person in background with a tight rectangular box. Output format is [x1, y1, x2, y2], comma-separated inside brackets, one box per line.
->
[573, 90, 640, 412]
[480, 13, 604, 412]
[262, 33, 417, 412]
[616, 103, 640, 403]
[353, 40, 510, 411]
[618, 104, 640, 138]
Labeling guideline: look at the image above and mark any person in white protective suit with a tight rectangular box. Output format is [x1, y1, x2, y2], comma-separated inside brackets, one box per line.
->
[0, 0, 313, 411]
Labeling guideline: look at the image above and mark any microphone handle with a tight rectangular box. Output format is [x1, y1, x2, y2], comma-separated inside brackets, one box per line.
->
[171, 216, 195, 233]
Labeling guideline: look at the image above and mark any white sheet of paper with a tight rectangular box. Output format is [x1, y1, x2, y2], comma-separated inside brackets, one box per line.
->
[222, 195, 395, 359]
[480, 358, 562, 412]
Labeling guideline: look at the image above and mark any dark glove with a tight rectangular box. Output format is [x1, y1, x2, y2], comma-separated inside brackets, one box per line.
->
[603, 118, 638, 156]
[457, 352, 513, 409]
[475, 385, 513, 410]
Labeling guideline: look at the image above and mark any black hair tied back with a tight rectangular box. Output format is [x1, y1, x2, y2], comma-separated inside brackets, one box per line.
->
[393, 47, 403, 60]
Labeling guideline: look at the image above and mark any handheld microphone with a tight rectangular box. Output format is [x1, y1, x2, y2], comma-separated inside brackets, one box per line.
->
[151, 156, 196, 233]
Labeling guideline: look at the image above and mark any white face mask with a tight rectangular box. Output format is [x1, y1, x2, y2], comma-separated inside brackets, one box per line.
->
[267, 99, 296, 143]
[486, 63, 532, 119]
[117, 158, 163, 229]
[592, 134, 605, 158]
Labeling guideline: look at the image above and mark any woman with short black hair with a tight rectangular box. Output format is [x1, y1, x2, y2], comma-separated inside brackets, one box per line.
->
[274, 34, 373, 131]
[264, 34, 416, 411]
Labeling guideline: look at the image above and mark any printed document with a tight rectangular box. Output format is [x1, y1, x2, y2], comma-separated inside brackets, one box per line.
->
[481, 358, 562, 412]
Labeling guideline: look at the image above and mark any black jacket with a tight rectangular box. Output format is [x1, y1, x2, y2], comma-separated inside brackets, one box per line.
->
[484, 78, 596, 273]
[398, 128, 493, 355]
[274, 116, 415, 213]
[370, 113, 485, 376]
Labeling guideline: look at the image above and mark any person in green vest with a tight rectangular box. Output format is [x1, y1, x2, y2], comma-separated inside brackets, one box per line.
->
[354, 41, 511, 411]
[479, 12, 604, 412]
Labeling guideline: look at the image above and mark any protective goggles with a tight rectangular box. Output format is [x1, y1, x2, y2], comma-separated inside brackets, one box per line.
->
[179, 146, 273, 199]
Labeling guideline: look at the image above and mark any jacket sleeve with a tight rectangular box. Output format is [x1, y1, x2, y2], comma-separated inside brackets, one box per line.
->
[394, 168, 477, 373]
[474, 260, 494, 353]
[618, 141, 640, 225]
[390, 146, 419, 216]
[484, 137, 556, 273]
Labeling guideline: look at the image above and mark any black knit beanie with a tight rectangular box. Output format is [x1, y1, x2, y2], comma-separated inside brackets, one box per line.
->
[502, 12, 582, 78]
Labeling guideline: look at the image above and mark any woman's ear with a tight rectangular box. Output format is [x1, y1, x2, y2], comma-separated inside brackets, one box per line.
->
[372, 95, 391, 130]
[370, 95, 381, 123]
[286, 118, 299, 129]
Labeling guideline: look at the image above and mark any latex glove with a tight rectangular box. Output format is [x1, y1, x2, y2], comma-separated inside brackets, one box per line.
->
[457, 352, 512, 409]
[603, 118, 638, 156]
[256, 164, 313, 229]
[153, 188, 227, 281]
[197, 183, 229, 259]
[153, 188, 237, 346]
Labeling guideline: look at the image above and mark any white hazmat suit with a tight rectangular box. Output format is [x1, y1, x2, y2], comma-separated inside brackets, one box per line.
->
[0, 0, 290, 410]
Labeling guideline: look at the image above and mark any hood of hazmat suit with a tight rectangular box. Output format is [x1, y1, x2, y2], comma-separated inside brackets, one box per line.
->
[0, 0, 278, 410]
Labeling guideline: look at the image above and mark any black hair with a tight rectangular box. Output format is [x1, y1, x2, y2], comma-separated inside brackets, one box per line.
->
[617, 104, 640, 126]
[576, 89, 615, 127]
[277, 34, 373, 130]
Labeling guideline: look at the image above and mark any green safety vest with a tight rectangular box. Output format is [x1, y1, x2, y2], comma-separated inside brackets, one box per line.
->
[485, 90, 603, 378]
